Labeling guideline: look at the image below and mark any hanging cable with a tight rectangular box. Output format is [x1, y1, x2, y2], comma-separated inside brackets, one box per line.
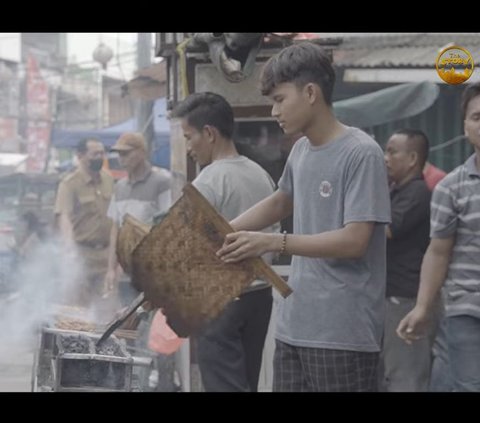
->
[430, 134, 467, 152]
[176, 37, 191, 100]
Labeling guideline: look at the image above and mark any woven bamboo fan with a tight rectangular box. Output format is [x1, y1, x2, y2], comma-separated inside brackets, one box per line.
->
[116, 214, 151, 276]
[122, 183, 292, 337]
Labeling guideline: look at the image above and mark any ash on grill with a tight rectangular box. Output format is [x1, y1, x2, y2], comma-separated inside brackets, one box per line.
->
[96, 338, 123, 357]
[60, 335, 91, 353]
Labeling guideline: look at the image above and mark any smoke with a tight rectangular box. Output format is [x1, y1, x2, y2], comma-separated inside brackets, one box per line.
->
[0, 234, 91, 348]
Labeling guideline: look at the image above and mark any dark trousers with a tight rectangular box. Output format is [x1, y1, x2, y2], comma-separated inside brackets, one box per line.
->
[197, 287, 273, 392]
[380, 296, 438, 391]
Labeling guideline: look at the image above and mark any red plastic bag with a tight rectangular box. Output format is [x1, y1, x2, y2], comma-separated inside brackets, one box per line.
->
[148, 309, 186, 355]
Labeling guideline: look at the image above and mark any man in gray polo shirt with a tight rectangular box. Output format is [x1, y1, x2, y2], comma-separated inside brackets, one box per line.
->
[104, 132, 171, 303]
[398, 82, 480, 392]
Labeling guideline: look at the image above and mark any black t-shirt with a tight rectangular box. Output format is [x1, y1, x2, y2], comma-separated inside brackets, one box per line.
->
[386, 176, 431, 298]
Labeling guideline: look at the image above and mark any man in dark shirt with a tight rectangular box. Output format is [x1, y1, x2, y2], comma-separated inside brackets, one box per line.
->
[381, 129, 436, 391]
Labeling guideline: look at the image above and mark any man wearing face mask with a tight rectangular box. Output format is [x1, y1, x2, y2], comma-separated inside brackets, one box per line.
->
[54, 138, 114, 312]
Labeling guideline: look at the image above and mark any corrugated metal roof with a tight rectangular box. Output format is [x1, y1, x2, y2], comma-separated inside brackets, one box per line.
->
[333, 34, 480, 67]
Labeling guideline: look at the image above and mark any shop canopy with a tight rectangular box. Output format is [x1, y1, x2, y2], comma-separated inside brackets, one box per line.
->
[51, 97, 170, 168]
[333, 81, 440, 128]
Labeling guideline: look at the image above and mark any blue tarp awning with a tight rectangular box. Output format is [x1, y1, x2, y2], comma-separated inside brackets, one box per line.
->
[51, 98, 170, 169]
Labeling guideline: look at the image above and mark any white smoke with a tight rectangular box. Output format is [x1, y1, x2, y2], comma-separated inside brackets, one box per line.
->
[0, 234, 88, 347]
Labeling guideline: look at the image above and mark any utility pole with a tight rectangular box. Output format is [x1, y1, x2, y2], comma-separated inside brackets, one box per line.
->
[136, 33, 154, 155]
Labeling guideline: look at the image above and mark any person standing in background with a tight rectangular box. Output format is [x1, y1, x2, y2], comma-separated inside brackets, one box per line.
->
[54, 138, 113, 315]
[423, 161, 447, 191]
[103, 132, 172, 306]
[382, 129, 436, 391]
[104, 132, 172, 392]
[397, 82, 480, 392]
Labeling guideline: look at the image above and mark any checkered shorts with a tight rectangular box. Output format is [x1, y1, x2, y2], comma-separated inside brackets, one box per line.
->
[273, 340, 379, 392]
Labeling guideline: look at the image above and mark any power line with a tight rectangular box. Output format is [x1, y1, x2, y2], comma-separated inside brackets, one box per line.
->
[430, 134, 468, 152]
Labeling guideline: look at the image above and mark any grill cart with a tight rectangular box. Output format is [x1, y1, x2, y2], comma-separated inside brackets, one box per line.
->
[31, 326, 151, 392]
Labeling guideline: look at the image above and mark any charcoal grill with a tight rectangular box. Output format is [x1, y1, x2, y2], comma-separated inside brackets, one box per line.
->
[31, 326, 150, 392]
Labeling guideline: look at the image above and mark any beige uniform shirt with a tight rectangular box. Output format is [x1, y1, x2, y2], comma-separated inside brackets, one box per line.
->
[55, 168, 113, 246]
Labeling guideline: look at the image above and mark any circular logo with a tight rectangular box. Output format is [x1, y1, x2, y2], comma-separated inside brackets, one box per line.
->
[319, 180, 333, 198]
[436, 45, 474, 85]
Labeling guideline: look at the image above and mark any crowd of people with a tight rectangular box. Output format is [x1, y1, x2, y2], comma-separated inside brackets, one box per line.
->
[23, 41, 480, 392]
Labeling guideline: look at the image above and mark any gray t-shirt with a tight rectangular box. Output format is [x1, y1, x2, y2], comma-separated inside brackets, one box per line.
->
[193, 155, 279, 291]
[277, 127, 391, 352]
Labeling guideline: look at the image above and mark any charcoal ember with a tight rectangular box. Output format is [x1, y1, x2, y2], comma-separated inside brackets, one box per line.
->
[60, 335, 91, 353]
[58, 334, 94, 387]
[95, 339, 124, 357]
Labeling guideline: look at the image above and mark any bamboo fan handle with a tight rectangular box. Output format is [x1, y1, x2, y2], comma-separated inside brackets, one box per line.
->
[183, 184, 293, 298]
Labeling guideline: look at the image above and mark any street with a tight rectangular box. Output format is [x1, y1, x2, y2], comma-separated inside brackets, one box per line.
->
[0, 340, 33, 392]
[0, 293, 35, 392]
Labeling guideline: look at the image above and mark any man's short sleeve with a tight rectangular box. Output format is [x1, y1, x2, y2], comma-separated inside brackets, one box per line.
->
[278, 142, 300, 198]
[107, 192, 119, 225]
[192, 180, 219, 209]
[430, 182, 458, 238]
[54, 180, 74, 216]
[157, 189, 172, 213]
[344, 149, 391, 225]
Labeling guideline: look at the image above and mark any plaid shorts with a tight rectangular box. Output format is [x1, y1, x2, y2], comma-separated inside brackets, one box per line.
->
[273, 339, 379, 392]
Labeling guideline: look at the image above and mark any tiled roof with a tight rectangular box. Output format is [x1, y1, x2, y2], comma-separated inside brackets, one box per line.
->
[331, 33, 480, 67]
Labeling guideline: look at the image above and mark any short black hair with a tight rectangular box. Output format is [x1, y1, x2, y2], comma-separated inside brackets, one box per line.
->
[461, 82, 480, 120]
[260, 41, 336, 105]
[76, 138, 100, 154]
[392, 128, 430, 169]
[171, 92, 234, 139]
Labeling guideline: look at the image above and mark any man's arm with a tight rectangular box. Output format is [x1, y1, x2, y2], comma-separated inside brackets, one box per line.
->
[107, 222, 119, 275]
[58, 213, 74, 245]
[103, 190, 123, 297]
[397, 236, 455, 344]
[55, 181, 75, 247]
[385, 226, 393, 239]
[217, 221, 375, 262]
[103, 221, 120, 297]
